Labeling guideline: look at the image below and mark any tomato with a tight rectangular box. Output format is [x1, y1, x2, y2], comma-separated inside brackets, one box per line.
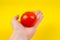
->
[21, 12, 37, 27]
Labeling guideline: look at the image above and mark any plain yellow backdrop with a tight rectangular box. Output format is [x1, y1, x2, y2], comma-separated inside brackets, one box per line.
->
[0, 0, 60, 40]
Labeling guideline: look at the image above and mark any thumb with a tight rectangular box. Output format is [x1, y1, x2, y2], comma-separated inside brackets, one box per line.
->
[11, 15, 23, 27]
[12, 14, 19, 24]
[12, 14, 19, 20]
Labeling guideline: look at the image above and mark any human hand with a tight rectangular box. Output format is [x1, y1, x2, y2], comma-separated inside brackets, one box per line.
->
[9, 11, 43, 40]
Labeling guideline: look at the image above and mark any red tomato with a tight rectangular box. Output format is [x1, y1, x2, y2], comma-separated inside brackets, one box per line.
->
[21, 12, 37, 27]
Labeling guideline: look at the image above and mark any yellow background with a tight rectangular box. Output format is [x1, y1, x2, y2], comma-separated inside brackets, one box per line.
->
[0, 0, 60, 40]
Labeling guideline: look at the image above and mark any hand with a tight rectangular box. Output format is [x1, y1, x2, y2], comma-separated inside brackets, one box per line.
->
[9, 11, 43, 40]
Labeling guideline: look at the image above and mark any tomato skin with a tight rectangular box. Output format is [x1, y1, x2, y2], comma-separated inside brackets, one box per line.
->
[21, 12, 37, 27]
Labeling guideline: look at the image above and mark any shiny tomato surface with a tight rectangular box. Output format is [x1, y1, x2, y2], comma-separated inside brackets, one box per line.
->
[21, 12, 37, 27]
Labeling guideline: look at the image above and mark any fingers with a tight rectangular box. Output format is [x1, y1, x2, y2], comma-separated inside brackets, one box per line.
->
[34, 10, 43, 27]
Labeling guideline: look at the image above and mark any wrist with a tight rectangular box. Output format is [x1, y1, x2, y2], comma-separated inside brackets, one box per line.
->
[13, 31, 29, 40]
[9, 31, 29, 40]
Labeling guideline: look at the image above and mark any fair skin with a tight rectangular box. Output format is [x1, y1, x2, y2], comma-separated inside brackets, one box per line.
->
[9, 11, 43, 40]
